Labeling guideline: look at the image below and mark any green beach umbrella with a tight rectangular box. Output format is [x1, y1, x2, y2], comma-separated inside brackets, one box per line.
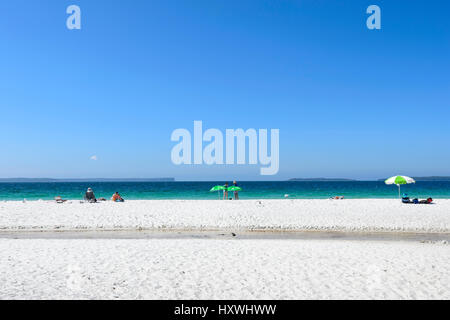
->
[227, 186, 242, 192]
[210, 185, 226, 199]
[385, 175, 415, 198]
[210, 185, 226, 192]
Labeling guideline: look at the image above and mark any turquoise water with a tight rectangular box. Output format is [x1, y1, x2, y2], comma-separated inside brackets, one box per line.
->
[0, 181, 450, 201]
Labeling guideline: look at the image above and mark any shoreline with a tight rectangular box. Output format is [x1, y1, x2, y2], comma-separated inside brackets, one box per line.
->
[3, 197, 450, 202]
[1, 228, 449, 242]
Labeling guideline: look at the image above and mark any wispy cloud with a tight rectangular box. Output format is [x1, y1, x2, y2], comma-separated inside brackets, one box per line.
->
[90, 155, 98, 161]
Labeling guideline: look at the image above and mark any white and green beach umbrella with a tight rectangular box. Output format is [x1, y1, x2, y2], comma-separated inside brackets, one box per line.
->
[210, 185, 226, 199]
[385, 175, 415, 198]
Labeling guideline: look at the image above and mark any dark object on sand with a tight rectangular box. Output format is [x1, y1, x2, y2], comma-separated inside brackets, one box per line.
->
[402, 194, 411, 203]
[55, 196, 67, 203]
[402, 195, 433, 204]
[419, 197, 433, 204]
[84, 188, 97, 203]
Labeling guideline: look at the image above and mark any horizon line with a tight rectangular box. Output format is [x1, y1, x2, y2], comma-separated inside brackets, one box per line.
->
[1, 176, 450, 182]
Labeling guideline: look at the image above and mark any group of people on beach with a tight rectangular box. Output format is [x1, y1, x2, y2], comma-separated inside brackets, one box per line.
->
[83, 188, 124, 203]
[223, 181, 239, 200]
[401, 193, 433, 204]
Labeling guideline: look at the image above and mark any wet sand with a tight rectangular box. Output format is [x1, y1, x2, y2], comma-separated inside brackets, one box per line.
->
[1, 229, 448, 242]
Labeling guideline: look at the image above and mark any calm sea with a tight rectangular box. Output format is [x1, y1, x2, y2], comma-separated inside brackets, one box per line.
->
[0, 181, 449, 201]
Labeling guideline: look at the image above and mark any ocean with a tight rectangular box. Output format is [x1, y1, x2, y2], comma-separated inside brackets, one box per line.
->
[1, 181, 450, 201]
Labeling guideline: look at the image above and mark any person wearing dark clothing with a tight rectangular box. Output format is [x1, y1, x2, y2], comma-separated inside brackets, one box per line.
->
[233, 180, 239, 200]
[84, 188, 97, 203]
[402, 194, 433, 204]
[223, 183, 229, 200]
[419, 197, 433, 204]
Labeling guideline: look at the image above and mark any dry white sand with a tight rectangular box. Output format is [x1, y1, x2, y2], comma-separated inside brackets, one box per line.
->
[0, 238, 448, 300]
[1, 199, 448, 300]
[0, 199, 449, 233]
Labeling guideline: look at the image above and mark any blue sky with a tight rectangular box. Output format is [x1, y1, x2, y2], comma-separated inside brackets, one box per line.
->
[0, 0, 449, 180]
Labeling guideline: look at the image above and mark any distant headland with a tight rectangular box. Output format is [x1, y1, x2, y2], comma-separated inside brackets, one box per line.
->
[0, 178, 176, 182]
[290, 176, 450, 182]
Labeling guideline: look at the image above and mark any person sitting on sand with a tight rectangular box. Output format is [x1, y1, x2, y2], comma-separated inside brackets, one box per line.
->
[111, 192, 124, 202]
[84, 188, 97, 203]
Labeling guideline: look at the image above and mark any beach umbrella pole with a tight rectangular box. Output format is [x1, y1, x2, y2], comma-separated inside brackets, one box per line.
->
[385, 176, 415, 200]
[210, 185, 226, 199]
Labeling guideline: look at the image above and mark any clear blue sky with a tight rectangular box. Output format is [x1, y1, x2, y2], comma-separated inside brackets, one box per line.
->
[0, 0, 449, 180]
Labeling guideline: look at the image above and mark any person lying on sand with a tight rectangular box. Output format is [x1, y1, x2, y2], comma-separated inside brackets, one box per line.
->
[54, 196, 67, 203]
[112, 192, 124, 202]
[330, 196, 344, 200]
[402, 194, 433, 204]
[84, 188, 97, 203]
[414, 197, 433, 204]
[419, 197, 433, 204]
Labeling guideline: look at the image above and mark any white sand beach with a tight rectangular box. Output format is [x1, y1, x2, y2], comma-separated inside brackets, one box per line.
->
[0, 239, 448, 300]
[0, 199, 449, 300]
[0, 199, 449, 233]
